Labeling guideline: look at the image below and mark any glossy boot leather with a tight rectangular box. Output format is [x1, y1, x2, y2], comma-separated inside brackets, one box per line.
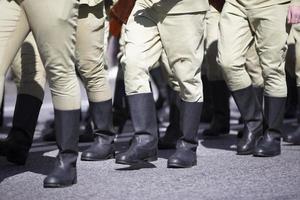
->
[254, 96, 286, 157]
[231, 86, 263, 155]
[81, 100, 115, 161]
[283, 87, 300, 145]
[238, 86, 263, 139]
[115, 93, 158, 165]
[202, 80, 230, 137]
[158, 88, 181, 149]
[43, 109, 80, 188]
[168, 101, 202, 168]
[0, 94, 42, 165]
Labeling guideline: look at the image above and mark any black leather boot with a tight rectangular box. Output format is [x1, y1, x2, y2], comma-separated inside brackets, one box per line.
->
[167, 101, 202, 168]
[283, 87, 300, 144]
[254, 96, 286, 157]
[0, 94, 42, 165]
[81, 100, 115, 161]
[237, 86, 263, 138]
[43, 109, 80, 188]
[158, 88, 181, 149]
[231, 86, 264, 155]
[202, 80, 230, 137]
[115, 93, 158, 165]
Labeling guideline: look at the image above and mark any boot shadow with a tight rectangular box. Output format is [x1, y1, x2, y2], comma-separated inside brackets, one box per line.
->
[115, 162, 156, 171]
[200, 134, 237, 152]
[0, 144, 57, 184]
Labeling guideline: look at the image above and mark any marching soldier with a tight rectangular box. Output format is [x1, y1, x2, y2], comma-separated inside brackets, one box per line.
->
[0, 0, 116, 188]
[284, 24, 300, 144]
[218, 0, 300, 157]
[0, 0, 81, 187]
[116, 0, 209, 168]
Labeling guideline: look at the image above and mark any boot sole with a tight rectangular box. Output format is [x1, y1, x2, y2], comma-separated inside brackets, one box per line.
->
[44, 178, 77, 188]
[236, 150, 253, 155]
[167, 162, 196, 168]
[81, 154, 114, 161]
[115, 155, 157, 165]
[253, 152, 280, 157]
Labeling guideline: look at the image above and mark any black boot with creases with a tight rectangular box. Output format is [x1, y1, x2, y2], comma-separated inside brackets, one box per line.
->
[254, 96, 286, 157]
[168, 101, 202, 168]
[81, 100, 115, 161]
[43, 109, 80, 188]
[115, 93, 158, 165]
[0, 94, 42, 165]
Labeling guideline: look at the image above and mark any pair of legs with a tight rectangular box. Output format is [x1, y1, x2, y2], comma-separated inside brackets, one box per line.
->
[0, 1, 114, 188]
[0, 0, 81, 187]
[204, 4, 264, 145]
[218, 2, 289, 157]
[284, 24, 300, 144]
[118, 1, 207, 168]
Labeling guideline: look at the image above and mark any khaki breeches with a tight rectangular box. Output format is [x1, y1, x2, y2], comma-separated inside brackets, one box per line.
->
[0, 0, 80, 110]
[287, 24, 300, 86]
[2, 2, 111, 108]
[10, 33, 46, 102]
[206, 5, 263, 88]
[76, 3, 111, 102]
[122, 2, 206, 102]
[218, 2, 288, 97]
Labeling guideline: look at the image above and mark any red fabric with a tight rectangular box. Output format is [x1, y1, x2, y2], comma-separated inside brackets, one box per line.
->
[209, 0, 225, 12]
[109, 0, 136, 24]
[109, 18, 122, 38]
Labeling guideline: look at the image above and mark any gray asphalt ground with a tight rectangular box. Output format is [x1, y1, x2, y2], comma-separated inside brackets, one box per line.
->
[0, 76, 300, 200]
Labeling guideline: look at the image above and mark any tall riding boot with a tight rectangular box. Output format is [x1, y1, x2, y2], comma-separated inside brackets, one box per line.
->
[238, 86, 263, 138]
[158, 88, 181, 149]
[231, 86, 264, 155]
[203, 80, 230, 137]
[43, 109, 80, 188]
[0, 94, 42, 165]
[168, 101, 202, 168]
[283, 87, 300, 144]
[254, 96, 286, 157]
[81, 100, 115, 161]
[115, 93, 158, 165]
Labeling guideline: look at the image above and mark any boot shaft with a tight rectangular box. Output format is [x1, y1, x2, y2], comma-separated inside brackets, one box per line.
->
[179, 101, 202, 146]
[264, 96, 286, 138]
[127, 93, 158, 138]
[89, 100, 114, 135]
[54, 109, 80, 155]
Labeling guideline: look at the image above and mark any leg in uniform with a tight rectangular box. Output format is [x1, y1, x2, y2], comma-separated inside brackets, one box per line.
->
[284, 24, 300, 144]
[218, 0, 292, 157]
[0, 0, 81, 187]
[0, 33, 45, 165]
[116, 0, 209, 168]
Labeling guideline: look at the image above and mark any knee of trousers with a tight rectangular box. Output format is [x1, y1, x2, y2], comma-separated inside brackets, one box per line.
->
[262, 65, 287, 97]
[217, 54, 252, 92]
[77, 62, 112, 102]
[122, 56, 152, 96]
[172, 60, 203, 103]
[47, 71, 81, 110]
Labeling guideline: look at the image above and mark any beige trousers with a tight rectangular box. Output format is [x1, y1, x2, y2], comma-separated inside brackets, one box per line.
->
[292, 24, 300, 86]
[2, 2, 111, 108]
[10, 33, 46, 102]
[218, 2, 289, 97]
[122, 2, 206, 102]
[206, 5, 263, 87]
[0, 0, 80, 110]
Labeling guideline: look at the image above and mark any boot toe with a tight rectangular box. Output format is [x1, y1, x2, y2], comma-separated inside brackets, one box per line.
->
[237, 145, 253, 155]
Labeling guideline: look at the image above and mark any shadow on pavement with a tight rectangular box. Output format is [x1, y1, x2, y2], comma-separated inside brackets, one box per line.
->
[200, 134, 237, 152]
[0, 147, 56, 184]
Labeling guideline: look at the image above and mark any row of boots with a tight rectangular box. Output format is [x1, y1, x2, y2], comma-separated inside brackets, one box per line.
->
[1, 85, 300, 188]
